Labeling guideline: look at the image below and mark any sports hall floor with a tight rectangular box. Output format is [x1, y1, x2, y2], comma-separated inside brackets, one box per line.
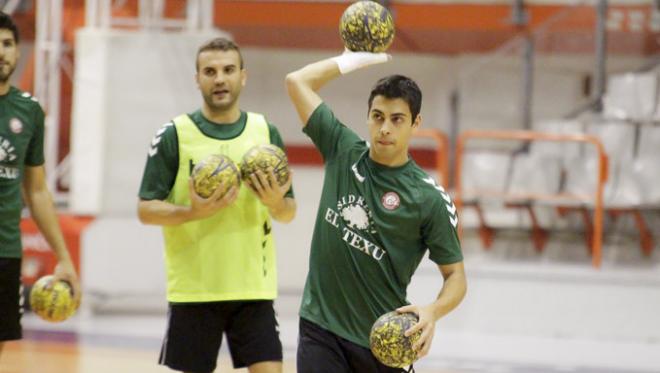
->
[2, 166, 659, 373]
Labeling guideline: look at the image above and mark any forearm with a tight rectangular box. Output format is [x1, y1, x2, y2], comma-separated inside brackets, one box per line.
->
[267, 197, 296, 223]
[137, 199, 196, 226]
[25, 189, 71, 262]
[285, 59, 340, 125]
[286, 59, 340, 94]
[429, 267, 467, 321]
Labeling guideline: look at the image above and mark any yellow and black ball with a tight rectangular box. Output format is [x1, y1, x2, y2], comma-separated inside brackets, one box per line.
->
[30, 275, 78, 323]
[191, 154, 241, 198]
[339, 1, 395, 53]
[370, 311, 421, 368]
[240, 144, 290, 187]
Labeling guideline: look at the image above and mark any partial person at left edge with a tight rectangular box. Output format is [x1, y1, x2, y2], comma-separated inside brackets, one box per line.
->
[0, 11, 81, 360]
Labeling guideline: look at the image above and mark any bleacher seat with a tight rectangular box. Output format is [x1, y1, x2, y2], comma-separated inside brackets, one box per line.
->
[461, 152, 512, 202]
[603, 71, 658, 121]
[460, 151, 512, 248]
[530, 119, 585, 169]
[508, 153, 562, 197]
[585, 120, 636, 163]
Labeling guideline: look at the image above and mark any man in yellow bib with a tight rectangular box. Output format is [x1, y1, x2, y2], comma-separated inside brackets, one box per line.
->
[137, 38, 296, 373]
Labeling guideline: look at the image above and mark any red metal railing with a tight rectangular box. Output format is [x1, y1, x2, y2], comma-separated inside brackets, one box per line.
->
[454, 129, 609, 268]
[414, 128, 449, 189]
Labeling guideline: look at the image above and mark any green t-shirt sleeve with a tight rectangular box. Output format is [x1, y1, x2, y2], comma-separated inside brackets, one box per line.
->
[24, 103, 45, 166]
[268, 122, 294, 199]
[421, 185, 463, 265]
[302, 102, 362, 162]
[138, 123, 179, 200]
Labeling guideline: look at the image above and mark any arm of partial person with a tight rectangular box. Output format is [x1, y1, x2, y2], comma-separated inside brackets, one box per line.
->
[137, 178, 239, 226]
[22, 165, 81, 301]
[285, 51, 390, 126]
[397, 261, 467, 358]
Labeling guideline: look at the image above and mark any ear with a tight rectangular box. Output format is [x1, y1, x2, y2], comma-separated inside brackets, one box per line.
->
[412, 114, 422, 131]
[241, 68, 247, 88]
[194, 72, 200, 89]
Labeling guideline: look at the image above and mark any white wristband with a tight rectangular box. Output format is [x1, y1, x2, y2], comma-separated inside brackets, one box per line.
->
[331, 51, 391, 75]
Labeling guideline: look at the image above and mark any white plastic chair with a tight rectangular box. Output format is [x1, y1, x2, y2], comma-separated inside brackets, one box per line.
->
[603, 71, 658, 121]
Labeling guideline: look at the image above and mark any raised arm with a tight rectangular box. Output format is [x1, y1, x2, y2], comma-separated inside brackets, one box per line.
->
[285, 51, 391, 126]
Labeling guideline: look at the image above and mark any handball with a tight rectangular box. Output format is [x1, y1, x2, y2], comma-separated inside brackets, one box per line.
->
[29, 275, 78, 323]
[340, 1, 395, 53]
[370, 311, 422, 368]
[191, 154, 241, 198]
[240, 144, 290, 187]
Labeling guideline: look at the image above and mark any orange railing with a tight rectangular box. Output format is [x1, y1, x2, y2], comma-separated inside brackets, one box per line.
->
[414, 128, 450, 189]
[454, 129, 609, 268]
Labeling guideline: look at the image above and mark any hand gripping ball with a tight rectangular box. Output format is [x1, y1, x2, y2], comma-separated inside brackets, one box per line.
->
[240, 144, 290, 187]
[370, 311, 422, 368]
[29, 275, 78, 323]
[340, 1, 395, 53]
[191, 154, 241, 198]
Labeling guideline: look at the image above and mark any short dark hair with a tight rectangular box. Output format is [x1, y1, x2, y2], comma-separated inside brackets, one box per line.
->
[368, 75, 422, 121]
[0, 11, 19, 44]
[196, 37, 243, 71]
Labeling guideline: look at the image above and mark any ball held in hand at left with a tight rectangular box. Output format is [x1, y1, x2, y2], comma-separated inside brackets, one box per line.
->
[29, 275, 79, 323]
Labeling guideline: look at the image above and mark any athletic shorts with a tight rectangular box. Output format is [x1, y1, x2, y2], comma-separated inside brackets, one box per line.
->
[297, 318, 408, 373]
[0, 258, 23, 342]
[159, 299, 282, 373]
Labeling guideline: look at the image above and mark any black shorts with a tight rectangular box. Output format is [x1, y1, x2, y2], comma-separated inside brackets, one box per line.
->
[0, 258, 23, 342]
[297, 318, 408, 373]
[159, 299, 282, 373]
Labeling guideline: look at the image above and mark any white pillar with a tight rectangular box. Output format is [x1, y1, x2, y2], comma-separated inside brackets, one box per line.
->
[35, 0, 63, 193]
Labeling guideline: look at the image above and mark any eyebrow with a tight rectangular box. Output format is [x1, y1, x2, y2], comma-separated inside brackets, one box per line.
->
[371, 109, 408, 118]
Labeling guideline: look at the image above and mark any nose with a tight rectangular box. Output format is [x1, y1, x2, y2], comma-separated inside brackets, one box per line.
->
[214, 72, 226, 85]
[380, 120, 393, 135]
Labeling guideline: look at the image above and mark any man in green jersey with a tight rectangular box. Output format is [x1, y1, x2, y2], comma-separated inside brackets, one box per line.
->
[138, 38, 296, 373]
[0, 12, 81, 359]
[286, 52, 467, 372]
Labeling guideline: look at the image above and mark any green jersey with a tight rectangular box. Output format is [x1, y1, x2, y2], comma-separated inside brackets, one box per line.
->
[0, 87, 45, 258]
[300, 103, 463, 348]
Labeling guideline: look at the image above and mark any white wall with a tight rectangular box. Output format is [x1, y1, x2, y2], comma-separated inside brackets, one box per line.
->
[70, 29, 230, 215]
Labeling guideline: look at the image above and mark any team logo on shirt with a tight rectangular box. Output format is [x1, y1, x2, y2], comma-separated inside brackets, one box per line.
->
[381, 192, 400, 210]
[0, 136, 19, 179]
[9, 118, 23, 134]
[0, 136, 17, 163]
[324, 194, 385, 261]
[337, 194, 376, 234]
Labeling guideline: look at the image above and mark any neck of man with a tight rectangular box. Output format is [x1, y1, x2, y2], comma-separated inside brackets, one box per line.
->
[201, 103, 241, 124]
[0, 81, 10, 96]
[368, 149, 409, 168]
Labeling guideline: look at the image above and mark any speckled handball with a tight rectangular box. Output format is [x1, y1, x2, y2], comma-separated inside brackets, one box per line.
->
[191, 154, 241, 198]
[370, 311, 422, 368]
[30, 275, 78, 322]
[340, 1, 395, 52]
[240, 144, 290, 187]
